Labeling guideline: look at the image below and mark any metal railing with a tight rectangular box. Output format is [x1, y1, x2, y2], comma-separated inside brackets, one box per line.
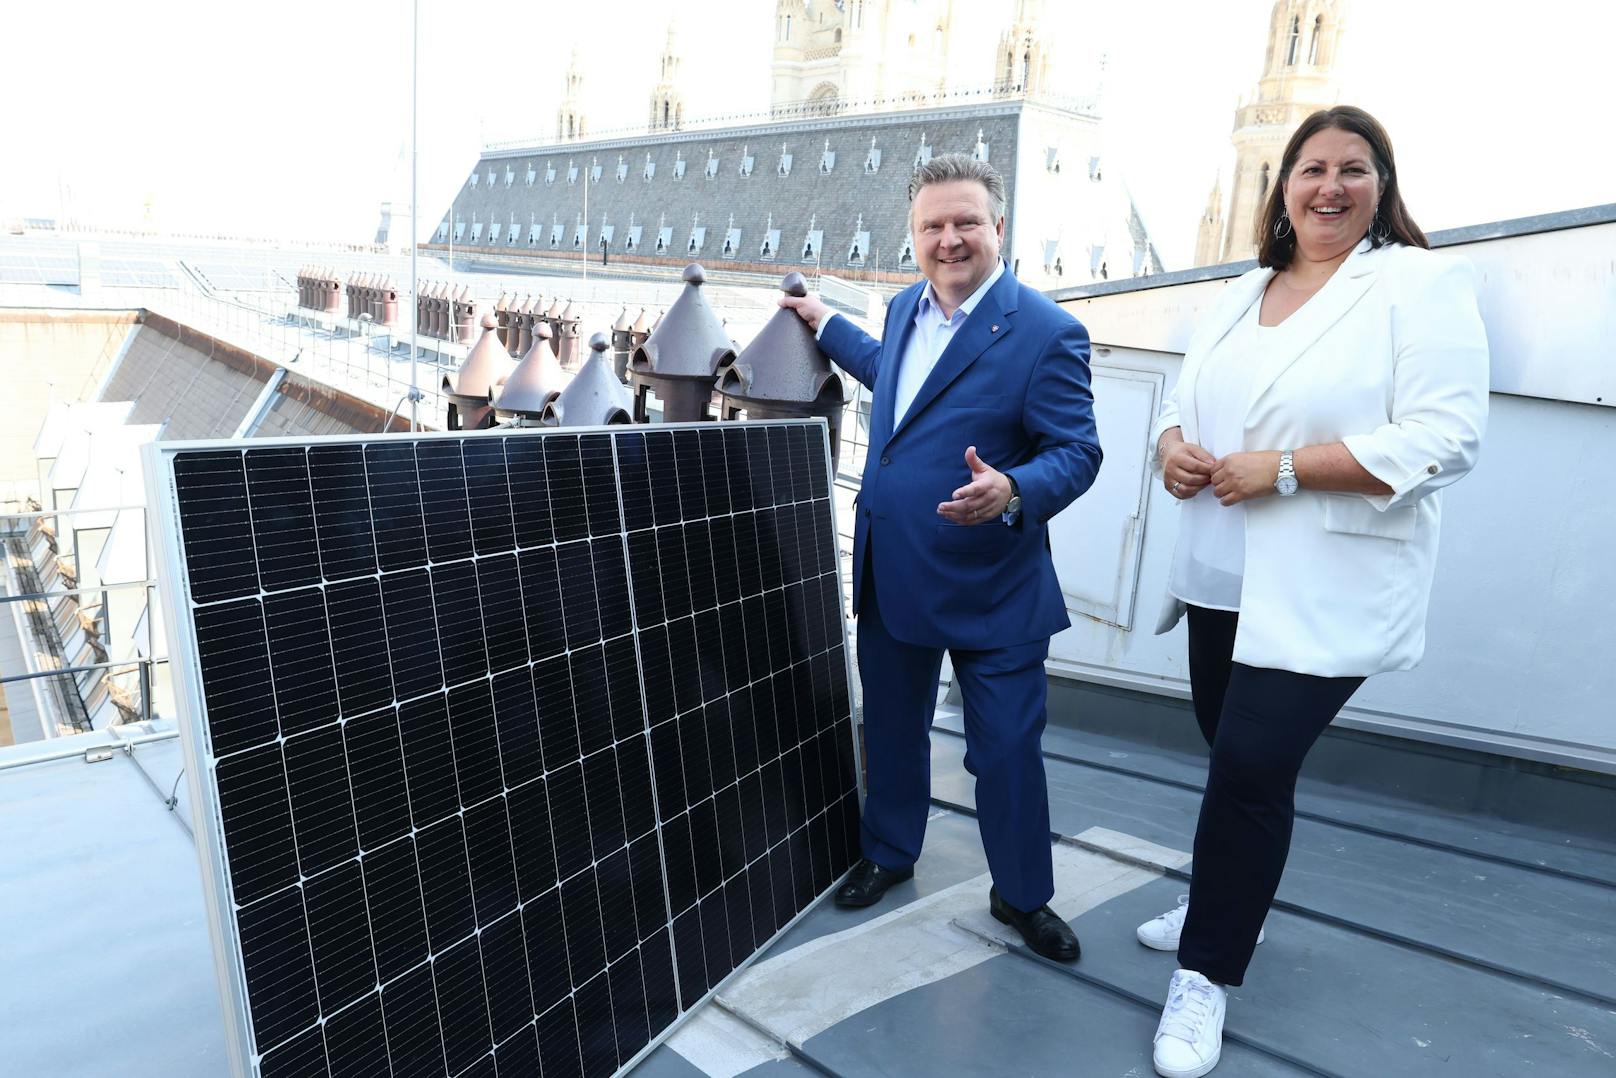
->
[148, 287, 454, 430]
[1, 504, 163, 737]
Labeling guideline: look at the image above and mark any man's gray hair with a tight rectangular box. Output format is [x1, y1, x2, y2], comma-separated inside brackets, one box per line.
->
[908, 153, 1008, 222]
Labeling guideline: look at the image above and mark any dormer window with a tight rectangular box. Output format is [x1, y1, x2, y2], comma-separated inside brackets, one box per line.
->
[1088, 156, 1102, 182]
[469, 171, 480, 188]
[1042, 239, 1062, 276]
[507, 223, 519, 245]
[656, 226, 672, 254]
[739, 146, 754, 176]
[643, 153, 656, 181]
[914, 134, 931, 170]
[546, 164, 557, 185]
[971, 130, 989, 164]
[598, 223, 616, 247]
[470, 221, 483, 243]
[760, 225, 780, 261]
[778, 145, 793, 176]
[705, 150, 718, 179]
[486, 169, 496, 186]
[436, 221, 449, 242]
[801, 220, 823, 263]
[505, 166, 515, 187]
[898, 233, 915, 268]
[846, 216, 869, 267]
[615, 156, 628, 183]
[489, 222, 501, 243]
[819, 140, 836, 174]
[573, 219, 587, 249]
[1045, 147, 1061, 174]
[1088, 243, 1105, 278]
[625, 224, 642, 252]
[687, 225, 707, 254]
[674, 152, 686, 179]
[590, 161, 603, 183]
[529, 219, 540, 246]
[550, 221, 564, 248]
[454, 221, 466, 242]
[568, 163, 579, 185]
[526, 163, 536, 186]
[865, 137, 882, 173]
[722, 217, 741, 260]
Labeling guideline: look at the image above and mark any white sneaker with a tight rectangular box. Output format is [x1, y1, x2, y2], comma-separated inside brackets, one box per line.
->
[1136, 896, 1264, 951]
[1153, 969, 1226, 1078]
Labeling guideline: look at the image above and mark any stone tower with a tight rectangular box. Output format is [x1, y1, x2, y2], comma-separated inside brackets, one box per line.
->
[770, 0, 956, 116]
[1193, 176, 1224, 269]
[995, 0, 1052, 97]
[1209, 0, 1346, 262]
[557, 49, 588, 142]
[649, 24, 684, 132]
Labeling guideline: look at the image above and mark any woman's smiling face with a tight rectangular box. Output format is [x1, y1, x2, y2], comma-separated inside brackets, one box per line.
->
[1283, 126, 1385, 262]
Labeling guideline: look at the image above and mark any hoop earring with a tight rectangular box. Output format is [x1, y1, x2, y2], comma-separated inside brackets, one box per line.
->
[1371, 214, 1391, 245]
[1273, 214, 1293, 240]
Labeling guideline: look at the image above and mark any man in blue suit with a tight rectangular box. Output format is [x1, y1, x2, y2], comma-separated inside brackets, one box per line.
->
[782, 153, 1102, 961]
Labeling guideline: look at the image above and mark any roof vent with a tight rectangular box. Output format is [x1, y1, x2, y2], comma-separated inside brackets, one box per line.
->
[628, 263, 736, 421]
[544, 335, 634, 427]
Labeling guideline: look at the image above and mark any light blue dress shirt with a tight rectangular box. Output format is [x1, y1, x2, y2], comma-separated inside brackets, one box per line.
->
[818, 260, 1006, 424]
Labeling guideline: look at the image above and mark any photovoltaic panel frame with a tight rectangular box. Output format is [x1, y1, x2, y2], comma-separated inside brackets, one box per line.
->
[145, 420, 861, 1078]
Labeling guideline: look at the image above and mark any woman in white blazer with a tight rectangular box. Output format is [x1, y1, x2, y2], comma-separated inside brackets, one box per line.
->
[1141, 107, 1489, 1078]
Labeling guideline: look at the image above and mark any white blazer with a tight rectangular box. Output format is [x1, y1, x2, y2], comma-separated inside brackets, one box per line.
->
[1151, 241, 1489, 677]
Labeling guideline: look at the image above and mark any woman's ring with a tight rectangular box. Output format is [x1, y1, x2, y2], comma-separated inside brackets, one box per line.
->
[1171, 480, 1181, 494]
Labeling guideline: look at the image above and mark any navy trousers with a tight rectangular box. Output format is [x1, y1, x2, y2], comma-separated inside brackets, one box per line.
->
[1177, 605, 1365, 986]
[855, 569, 1055, 913]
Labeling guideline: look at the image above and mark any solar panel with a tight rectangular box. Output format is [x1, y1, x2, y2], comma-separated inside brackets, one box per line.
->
[146, 421, 861, 1078]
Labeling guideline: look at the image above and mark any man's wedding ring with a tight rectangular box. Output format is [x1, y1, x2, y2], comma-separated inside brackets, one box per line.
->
[1171, 480, 1181, 494]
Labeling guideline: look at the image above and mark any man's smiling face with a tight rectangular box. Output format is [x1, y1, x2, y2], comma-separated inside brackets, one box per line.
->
[911, 179, 1004, 312]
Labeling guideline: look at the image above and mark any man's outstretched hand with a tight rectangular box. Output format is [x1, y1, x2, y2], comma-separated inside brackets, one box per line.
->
[938, 446, 1013, 525]
[779, 292, 833, 332]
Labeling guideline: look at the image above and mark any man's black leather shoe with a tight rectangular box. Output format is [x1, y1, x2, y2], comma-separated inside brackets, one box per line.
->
[990, 886, 1080, 962]
[833, 858, 915, 908]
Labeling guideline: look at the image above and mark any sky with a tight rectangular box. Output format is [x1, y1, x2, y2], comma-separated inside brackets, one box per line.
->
[2, 0, 1611, 268]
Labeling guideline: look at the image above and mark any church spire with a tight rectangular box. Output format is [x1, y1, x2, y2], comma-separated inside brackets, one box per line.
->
[649, 22, 685, 132]
[557, 48, 588, 142]
[995, 0, 1051, 97]
[1214, 0, 1346, 262]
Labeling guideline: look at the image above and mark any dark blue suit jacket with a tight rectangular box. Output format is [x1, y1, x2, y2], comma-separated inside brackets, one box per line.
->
[821, 265, 1102, 650]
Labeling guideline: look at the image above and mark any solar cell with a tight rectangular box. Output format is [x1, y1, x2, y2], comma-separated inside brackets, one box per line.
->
[149, 421, 860, 1078]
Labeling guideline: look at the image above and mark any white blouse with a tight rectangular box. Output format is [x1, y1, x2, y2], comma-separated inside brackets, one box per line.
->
[1168, 296, 1272, 611]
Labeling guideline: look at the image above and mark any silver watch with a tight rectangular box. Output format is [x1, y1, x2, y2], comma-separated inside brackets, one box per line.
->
[1275, 450, 1299, 497]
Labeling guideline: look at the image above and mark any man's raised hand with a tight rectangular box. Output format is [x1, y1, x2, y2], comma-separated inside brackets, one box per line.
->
[938, 445, 1012, 525]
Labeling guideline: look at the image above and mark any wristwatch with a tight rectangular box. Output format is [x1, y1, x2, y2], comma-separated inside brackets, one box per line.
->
[1275, 450, 1299, 496]
[1002, 477, 1022, 524]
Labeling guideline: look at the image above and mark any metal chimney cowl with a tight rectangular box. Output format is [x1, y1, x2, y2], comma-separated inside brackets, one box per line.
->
[629, 264, 736, 422]
[495, 322, 564, 423]
[443, 313, 518, 429]
[543, 334, 634, 427]
[716, 271, 846, 456]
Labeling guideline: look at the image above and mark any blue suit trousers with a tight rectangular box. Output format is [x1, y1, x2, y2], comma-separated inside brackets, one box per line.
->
[857, 565, 1055, 913]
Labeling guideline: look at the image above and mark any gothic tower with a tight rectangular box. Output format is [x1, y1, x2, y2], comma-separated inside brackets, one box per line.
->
[1217, 0, 1346, 262]
[557, 49, 588, 142]
[995, 0, 1052, 97]
[771, 1, 813, 114]
[1193, 176, 1224, 268]
[649, 23, 684, 132]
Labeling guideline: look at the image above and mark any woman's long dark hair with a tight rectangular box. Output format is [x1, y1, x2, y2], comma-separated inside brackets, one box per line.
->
[1256, 106, 1427, 269]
